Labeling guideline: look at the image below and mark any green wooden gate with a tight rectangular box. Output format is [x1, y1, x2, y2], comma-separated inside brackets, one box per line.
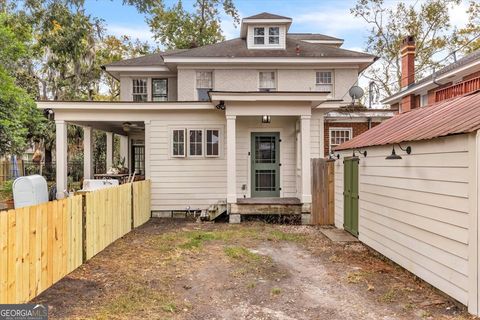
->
[251, 132, 280, 197]
[343, 157, 359, 236]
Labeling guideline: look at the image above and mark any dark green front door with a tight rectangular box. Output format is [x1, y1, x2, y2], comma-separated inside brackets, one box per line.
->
[251, 132, 280, 197]
[343, 157, 359, 236]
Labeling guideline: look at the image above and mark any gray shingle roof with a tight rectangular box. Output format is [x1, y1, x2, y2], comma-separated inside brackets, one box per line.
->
[243, 12, 291, 20]
[104, 49, 187, 67]
[166, 37, 374, 59]
[288, 33, 342, 42]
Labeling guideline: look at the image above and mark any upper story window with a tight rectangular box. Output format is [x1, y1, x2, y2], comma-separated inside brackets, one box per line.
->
[196, 71, 213, 101]
[152, 79, 168, 101]
[132, 79, 147, 102]
[316, 71, 333, 92]
[254, 27, 280, 45]
[259, 71, 276, 91]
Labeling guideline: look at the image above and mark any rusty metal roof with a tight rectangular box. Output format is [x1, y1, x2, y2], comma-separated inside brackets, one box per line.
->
[335, 90, 480, 151]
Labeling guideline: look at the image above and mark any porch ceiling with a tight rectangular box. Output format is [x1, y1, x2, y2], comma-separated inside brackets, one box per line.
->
[68, 121, 144, 136]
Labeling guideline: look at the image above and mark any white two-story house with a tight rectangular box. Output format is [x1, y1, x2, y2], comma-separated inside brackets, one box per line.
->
[38, 12, 376, 223]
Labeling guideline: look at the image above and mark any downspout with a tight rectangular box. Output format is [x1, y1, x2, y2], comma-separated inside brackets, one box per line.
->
[367, 117, 372, 129]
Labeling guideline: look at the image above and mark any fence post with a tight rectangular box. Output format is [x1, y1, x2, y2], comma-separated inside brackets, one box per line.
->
[130, 183, 135, 229]
[81, 194, 87, 263]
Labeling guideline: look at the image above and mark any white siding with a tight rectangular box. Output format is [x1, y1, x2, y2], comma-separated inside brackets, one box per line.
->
[149, 112, 227, 211]
[334, 134, 474, 305]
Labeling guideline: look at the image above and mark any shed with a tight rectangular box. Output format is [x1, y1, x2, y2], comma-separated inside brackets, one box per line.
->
[333, 90, 480, 315]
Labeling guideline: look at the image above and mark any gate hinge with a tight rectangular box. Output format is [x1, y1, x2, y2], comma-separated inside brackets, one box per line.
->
[279, 187, 282, 191]
[279, 163, 282, 166]
[248, 152, 250, 156]
[279, 139, 282, 142]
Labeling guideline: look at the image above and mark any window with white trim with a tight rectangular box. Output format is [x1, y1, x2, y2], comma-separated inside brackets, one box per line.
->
[206, 129, 220, 157]
[254, 27, 265, 45]
[196, 71, 213, 101]
[132, 79, 148, 102]
[268, 27, 280, 44]
[329, 128, 352, 153]
[189, 129, 203, 156]
[316, 71, 333, 92]
[259, 71, 276, 91]
[253, 27, 280, 45]
[172, 129, 186, 157]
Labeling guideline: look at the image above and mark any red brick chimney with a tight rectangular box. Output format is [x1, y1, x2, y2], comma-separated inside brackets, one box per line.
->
[400, 36, 416, 113]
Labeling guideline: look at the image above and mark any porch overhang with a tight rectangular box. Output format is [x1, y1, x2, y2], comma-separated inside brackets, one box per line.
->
[37, 101, 214, 111]
[208, 90, 332, 108]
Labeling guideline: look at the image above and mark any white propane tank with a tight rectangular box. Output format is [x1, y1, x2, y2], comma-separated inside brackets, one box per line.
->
[12, 175, 49, 209]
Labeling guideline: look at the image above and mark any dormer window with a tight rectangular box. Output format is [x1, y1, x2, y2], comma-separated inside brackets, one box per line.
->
[254, 27, 280, 45]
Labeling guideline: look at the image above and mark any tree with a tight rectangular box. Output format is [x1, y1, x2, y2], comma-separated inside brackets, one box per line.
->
[148, 0, 239, 49]
[453, 1, 480, 54]
[351, 0, 480, 99]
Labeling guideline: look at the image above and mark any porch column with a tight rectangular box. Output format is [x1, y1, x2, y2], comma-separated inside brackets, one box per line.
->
[144, 120, 151, 179]
[55, 120, 68, 199]
[119, 135, 129, 169]
[301, 115, 312, 204]
[83, 126, 93, 179]
[106, 132, 114, 170]
[226, 115, 237, 203]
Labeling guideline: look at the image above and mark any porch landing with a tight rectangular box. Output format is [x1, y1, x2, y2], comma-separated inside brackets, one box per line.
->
[230, 197, 304, 216]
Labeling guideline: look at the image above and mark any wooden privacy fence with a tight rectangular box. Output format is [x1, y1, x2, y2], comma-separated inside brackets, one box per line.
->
[311, 158, 335, 225]
[0, 180, 151, 304]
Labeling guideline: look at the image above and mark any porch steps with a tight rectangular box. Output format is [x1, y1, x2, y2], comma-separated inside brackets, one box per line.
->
[201, 200, 227, 221]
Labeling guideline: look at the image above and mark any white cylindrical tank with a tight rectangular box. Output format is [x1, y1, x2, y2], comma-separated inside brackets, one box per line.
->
[13, 175, 49, 209]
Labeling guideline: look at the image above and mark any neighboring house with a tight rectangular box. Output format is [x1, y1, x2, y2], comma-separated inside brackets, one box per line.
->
[37, 12, 377, 223]
[332, 37, 480, 315]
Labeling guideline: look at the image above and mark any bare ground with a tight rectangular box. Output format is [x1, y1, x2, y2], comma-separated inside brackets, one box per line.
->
[33, 218, 476, 320]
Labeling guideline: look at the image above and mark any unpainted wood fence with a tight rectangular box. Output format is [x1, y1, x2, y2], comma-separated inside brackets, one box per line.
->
[0, 180, 151, 304]
[311, 158, 335, 225]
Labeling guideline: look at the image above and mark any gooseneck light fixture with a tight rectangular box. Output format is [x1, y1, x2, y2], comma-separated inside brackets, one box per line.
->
[386, 143, 412, 160]
[352, 149, 368, 158]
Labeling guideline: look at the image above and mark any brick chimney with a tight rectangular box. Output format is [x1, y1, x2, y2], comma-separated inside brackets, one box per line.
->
[400, 36, 416, 113]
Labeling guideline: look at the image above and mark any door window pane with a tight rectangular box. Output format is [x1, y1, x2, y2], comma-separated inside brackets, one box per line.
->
[255, 170, 276, 191]
[255, 136, 276, 163]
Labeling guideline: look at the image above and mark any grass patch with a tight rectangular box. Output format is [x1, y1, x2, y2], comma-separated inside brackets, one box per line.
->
[379, 287, 398, 303]
[271, 287, 282, 295]
[224, 246, 262, 263]
[267, 230, 305, 242]
[346, 271, 369, 284]
[179, 231, 218, 249]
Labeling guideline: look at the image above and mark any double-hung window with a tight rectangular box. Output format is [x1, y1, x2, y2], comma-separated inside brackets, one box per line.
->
[259, 71, 276, 91]
[132, 79, 148, 102]
[152, 79, 168, 101]
[316, 71, 333, 93]
[329, 128, 352, 153]
[196, 71, 213, 101]
[254, 27, 280, 45]
[172, 129, 186, 157]
[206, 129, 220, 157]
[189, 129, 203, 156]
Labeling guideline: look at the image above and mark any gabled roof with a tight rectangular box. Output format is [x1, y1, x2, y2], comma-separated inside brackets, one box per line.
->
[165, 37, 374, 59]
[335, 90, 480, 150]
[383, 50, 480, 104]
[243, 12, 291, 20]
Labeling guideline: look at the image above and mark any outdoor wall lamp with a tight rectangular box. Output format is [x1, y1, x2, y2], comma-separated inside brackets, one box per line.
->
[329, 153, 340, 160]
[386, 144, 412, 160]
[215, 100, 225, 110]
[352, 149, 367, 158]
[262, 115, 271, 123]
[43, 108, 54, 120]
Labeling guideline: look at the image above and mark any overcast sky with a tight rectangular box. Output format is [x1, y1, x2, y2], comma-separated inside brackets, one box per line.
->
[84, 0, 471, 52]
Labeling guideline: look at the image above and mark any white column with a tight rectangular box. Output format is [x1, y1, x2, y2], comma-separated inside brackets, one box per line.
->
[144, 120, 151, 179]
[119, 135, 129, 169]
[226, 115, 237, 203]
[83, 126, 93, 179]
[55, 120, 68, 199]
[318, 113, 325, 158]
[301, 115, 312, 204]
[106, 132, 114, 170]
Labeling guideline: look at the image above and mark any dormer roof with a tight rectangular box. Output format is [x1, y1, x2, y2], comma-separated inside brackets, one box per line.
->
[240, 12, 292, 38]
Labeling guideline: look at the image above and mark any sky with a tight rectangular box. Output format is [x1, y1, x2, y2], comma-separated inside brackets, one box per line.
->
[83, 0, 471, 52]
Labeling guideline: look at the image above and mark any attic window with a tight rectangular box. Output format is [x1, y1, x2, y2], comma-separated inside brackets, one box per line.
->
[254, 27, 280, 45]
[254, 27, 265, 45]
[269, 27, 279, 44]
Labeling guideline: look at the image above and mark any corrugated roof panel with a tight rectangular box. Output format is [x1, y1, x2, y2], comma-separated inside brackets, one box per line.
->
[335, 90, 480, 150]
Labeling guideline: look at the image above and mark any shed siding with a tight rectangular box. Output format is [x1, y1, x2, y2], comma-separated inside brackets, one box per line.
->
[334, 134, 473, 305]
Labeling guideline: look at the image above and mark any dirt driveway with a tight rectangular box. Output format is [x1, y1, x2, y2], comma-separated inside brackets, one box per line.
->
[33, 219, 473, 319]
